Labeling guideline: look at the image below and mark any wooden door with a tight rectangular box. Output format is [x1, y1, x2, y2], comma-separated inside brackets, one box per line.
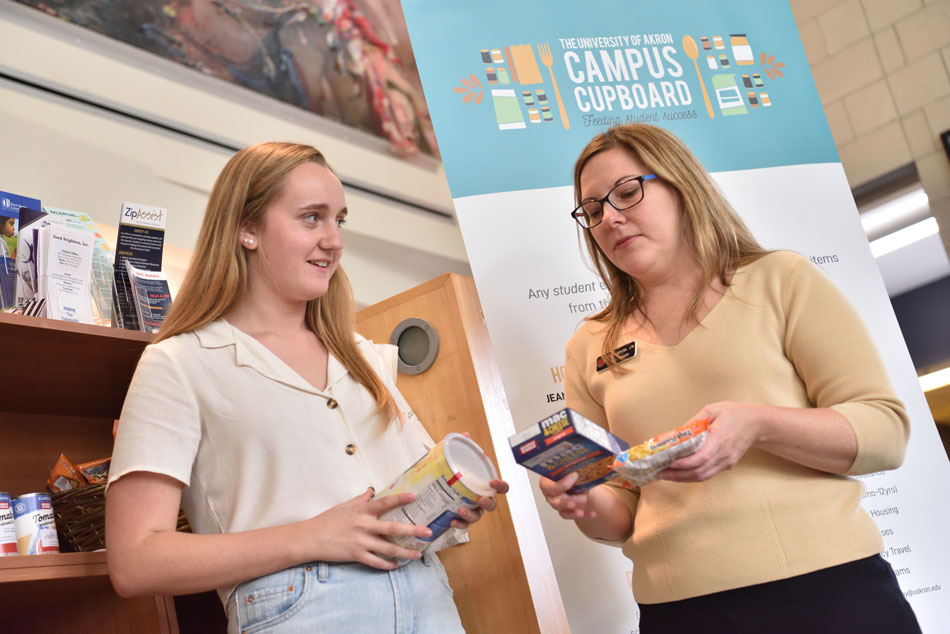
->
[357, 274, 568, 634]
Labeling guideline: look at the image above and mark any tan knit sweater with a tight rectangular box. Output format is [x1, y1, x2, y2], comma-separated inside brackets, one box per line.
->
[564, 251, 909, 604]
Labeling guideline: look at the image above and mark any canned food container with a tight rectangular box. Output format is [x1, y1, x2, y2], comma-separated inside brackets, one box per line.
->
[0, 492, 17, 556]
[379, 433, 497, 555]
[12, 493, 60, 555]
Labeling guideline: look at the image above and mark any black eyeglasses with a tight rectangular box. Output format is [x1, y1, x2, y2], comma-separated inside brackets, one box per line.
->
[570, 174, 658, 229]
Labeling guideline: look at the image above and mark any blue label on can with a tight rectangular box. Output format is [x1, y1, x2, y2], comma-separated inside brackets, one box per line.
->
[424, 510, 463, 542]
[12, 493, 52, 518]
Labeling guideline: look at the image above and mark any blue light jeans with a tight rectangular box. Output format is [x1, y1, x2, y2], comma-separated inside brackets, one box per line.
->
[225, 551, 464, 634]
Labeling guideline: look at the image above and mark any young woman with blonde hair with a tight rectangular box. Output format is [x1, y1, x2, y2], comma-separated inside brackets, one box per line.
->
[540, 124, 920, 633]
[106, 141, 506, 634]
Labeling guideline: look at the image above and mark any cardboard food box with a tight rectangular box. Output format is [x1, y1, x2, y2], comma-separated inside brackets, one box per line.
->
[509, 408, 629, 493]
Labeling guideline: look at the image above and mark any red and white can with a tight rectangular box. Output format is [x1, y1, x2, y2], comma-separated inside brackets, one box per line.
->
[12, 493, 59, 555]
[0, 492, 17, 556]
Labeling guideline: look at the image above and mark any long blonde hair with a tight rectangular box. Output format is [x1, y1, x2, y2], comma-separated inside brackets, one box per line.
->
[156, 141, 398, 422]
[573, 124, 769, 368]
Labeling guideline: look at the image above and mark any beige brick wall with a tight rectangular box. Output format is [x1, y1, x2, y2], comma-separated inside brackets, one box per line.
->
[792, 0, 950, 255]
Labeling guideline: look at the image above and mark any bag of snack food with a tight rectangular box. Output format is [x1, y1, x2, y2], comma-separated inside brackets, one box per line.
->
[77, 458, 111, 484]
[46, 453, 87, 493]
[612, 419, 710, 487]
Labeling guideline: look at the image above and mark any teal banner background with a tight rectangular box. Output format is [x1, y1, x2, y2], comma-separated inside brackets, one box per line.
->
[402, 0, 838, 198]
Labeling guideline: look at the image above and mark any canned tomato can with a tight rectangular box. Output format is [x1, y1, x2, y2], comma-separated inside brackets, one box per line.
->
[379, 433, 498, 555]
[0, 493, 17, 556]
[12, 493, 60, 555]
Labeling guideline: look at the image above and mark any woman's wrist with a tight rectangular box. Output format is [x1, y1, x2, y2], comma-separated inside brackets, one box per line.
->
[748, 402, 775, 447]
[281, 519, 317, 566]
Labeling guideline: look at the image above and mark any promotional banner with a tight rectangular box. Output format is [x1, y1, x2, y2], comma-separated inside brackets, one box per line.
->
[401, 1, 950, 632]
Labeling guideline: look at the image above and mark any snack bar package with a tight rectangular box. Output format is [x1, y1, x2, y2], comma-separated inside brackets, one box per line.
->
[612, 419, 710, 487]
[509, 408, 630, 493]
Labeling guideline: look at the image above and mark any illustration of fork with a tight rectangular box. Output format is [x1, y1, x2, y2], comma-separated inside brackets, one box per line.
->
[537, 42, 569, 130]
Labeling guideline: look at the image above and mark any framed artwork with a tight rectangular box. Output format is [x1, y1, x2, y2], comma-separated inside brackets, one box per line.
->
[14, 0, 439, 157]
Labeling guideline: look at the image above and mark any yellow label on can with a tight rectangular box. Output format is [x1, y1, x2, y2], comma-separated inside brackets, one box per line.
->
[378, 434, 495, 554]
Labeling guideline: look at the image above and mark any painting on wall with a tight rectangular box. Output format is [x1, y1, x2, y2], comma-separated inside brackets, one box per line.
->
[17, 0, 439, 157]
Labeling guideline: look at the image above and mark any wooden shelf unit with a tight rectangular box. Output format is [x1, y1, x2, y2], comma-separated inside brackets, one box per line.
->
[0, 314, 208, 633]
[0, 550, 108, 584]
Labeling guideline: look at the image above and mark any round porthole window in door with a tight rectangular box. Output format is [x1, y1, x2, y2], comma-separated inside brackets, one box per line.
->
[390, 318, 440, 375]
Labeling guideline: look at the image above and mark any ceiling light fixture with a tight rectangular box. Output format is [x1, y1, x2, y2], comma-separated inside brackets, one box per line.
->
[869, 216, 940, 258]
[920, 366, 950, 393]
[860, 186, 930, 238]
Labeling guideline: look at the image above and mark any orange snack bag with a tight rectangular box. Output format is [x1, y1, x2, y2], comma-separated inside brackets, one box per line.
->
[47, 453, 88, 492]
[612, 419, 710, 487]
[77, 458, 112, 484]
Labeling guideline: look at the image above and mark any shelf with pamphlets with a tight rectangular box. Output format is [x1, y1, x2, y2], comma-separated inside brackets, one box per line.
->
[1, 193, 172, 335]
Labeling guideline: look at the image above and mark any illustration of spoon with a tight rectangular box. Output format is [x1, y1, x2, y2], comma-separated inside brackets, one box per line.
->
[683, 34, 714, 119]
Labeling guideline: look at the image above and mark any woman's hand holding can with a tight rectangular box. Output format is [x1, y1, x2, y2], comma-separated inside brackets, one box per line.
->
[300, 487, 435, 570]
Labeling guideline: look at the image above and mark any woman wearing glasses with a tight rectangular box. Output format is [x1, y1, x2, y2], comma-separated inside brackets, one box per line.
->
[539, 124, 920, 633]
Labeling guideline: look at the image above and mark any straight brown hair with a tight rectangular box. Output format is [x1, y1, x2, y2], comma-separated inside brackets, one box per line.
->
[573, 124, 769, 368]
[155, 142, 398, 423]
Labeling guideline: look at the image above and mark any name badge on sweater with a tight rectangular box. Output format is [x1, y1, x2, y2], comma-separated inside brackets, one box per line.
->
[596, 341, 637, 372]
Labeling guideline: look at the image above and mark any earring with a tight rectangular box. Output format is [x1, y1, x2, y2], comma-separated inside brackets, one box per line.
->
[244, 238, 255, 246]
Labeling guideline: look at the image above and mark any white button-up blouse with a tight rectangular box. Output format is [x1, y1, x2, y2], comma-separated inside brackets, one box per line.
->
[109, 319, 441, 602]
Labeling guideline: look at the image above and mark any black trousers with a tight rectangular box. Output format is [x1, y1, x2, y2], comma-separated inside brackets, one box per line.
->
[637, 555, 922, 634]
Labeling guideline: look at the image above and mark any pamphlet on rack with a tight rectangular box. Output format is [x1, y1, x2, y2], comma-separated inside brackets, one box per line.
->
[112, 202, 167, 331]
[125, 261, 171, 333]
[35, 222, 95, 323]
[0, 190, 41, 309]
[44, 206, 115, 326]
[14, 207, 48, 305]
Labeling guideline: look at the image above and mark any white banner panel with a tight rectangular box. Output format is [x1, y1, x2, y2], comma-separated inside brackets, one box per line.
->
[401, 2, 950, 631]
